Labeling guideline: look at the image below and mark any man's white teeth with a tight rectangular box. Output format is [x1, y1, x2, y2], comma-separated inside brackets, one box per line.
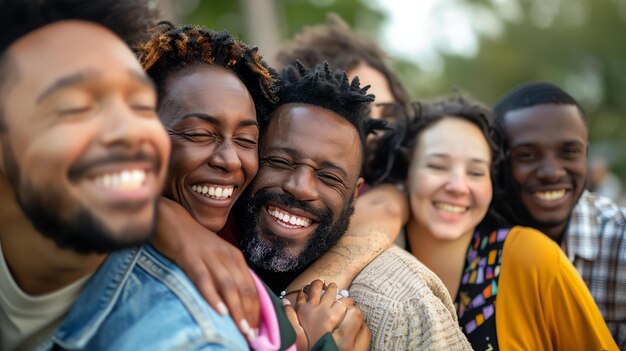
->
[191, 185, 234, 200]
[268, 207, 311, 228]
[434, 202, 467, 213]
[535, 189, 566, 201]
[95, 169, 146, 190]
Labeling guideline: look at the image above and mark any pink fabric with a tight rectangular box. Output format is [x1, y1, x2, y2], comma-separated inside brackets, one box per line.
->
[249, 270, 296, 351]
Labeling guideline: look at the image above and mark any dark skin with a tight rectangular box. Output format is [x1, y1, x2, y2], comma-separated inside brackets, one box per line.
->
[153, 65, 260, 341]
[0, 21, 170, 295]
[250, 104, 364, 257]
[158, 103, 371, 350]
[502, 104, 588, 242]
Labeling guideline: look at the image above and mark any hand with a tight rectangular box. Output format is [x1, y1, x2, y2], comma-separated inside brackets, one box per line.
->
[332, 304, 371, 351]
[283, 298, 309, 351]
[153, 197, 259, 342]
[295, 280, 355, 348]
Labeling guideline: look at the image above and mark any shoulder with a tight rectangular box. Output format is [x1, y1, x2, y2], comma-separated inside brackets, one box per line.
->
[351, 246, 471, 350]
[574, 191, 626, 228]
[503, 226, 563, 268]
[110, 245, 248, 350]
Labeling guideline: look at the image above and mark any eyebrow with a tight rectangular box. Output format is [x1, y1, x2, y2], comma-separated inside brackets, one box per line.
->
[36, 69, 155, 104]
[427, 153, 490, 164]
[510, 140, 586, 149]
[265, 146, 349, 178]
[178, 113, 258, 128]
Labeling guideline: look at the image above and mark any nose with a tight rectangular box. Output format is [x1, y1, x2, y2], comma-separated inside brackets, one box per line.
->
[444, 172, 470, 196]
[207, 141, 242, 172]
[100, 98, 150, 149]
[536, 153, 566, 182]
[282, 166, 319, 202]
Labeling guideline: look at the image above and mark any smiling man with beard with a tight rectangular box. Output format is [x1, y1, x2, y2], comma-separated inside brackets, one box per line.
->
[0, 1, 249, 350]
[493, 81, 626, 348]
[238, 61, 369, 289]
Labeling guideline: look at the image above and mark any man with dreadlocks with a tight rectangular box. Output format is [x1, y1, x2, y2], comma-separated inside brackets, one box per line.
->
[0, 1, 270, 350]
[229, 61, 470, 350]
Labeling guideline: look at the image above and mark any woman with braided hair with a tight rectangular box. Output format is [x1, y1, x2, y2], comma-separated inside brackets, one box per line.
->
[137, 22, 354, 351]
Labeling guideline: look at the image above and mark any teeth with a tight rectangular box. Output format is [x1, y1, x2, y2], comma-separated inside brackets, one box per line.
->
[94, 169, 147, 190]
[435, 202, 467, 213]
[267, 206, 312, 228]
[535, 189, 566, 201]
[191, 184, 235, 200]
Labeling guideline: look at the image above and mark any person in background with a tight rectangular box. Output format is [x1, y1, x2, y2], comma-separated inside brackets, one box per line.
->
[367, 96, 617, 350]
[493, 81, 626, 347]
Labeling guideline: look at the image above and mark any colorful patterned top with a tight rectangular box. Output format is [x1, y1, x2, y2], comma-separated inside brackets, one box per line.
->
[455, 226, 619, 351]
[455, 228, 510, 351]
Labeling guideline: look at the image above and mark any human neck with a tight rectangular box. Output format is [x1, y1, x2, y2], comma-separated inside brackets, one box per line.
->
[249, 263, 302, 295]
[537, 222, 567, 244]
[406, 218, 473, 299]
[0, 179, 105, 295]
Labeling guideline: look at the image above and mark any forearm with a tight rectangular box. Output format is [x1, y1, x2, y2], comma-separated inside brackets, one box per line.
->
[287, 184, 408, 291]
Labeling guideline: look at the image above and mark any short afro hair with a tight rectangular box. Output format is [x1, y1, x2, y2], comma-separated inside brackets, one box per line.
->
[493, 81, 587, 127]
[136, 21, 278, 127]
[0, 0, 157, 130]
[273, 61, 383, 160]
[0, 0, 157, 53]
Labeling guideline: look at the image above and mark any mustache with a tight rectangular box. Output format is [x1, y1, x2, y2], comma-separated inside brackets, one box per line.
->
[250, 188, 329, 220]
[68, 149, 161, 180]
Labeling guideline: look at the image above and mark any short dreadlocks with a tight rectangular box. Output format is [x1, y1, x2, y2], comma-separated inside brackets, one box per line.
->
[273, 61, 384, 165]
[136, 21, 278, 126]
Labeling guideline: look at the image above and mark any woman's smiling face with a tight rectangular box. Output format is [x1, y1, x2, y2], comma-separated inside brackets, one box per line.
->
[407, 117, 493, 242]
[160, 65, 259, 232]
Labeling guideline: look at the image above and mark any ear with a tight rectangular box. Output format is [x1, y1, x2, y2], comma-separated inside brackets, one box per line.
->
[352, 177, 365, 206]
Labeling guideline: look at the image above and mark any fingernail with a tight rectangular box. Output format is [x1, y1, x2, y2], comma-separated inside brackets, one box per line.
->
[240, 319, 252, 335]
[339, 290, 350, 298]
[282, 298, 291, 306]
[216, 302, 229, 316]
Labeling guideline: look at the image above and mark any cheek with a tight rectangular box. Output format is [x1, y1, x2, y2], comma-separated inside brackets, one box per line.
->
[252, 166, 279, 192]
[239, 148, 259, 181]
[473, 182, 493, 211]
[510, 160, 531, 184]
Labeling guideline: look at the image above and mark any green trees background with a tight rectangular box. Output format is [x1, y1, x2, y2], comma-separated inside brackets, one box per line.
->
[161, 0, 626, 186]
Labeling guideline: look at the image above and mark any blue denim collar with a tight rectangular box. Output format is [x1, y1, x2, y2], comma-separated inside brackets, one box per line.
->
[49, 247, 141, 349]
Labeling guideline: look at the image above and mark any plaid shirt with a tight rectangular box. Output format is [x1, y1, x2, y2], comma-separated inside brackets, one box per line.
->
[565, 190, 626, 348]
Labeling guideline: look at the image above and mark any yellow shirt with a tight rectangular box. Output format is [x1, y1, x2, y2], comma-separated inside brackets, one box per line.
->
[496, 226, 618, 350]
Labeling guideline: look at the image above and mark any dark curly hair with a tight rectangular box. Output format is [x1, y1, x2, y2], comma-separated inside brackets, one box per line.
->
[370, 96, 509, 228]
[276, 13, 411, 116]
[274, 60, 385, 165]
[136, 21, 278, 127]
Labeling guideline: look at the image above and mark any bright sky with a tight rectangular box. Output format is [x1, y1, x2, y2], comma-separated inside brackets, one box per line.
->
[368, 0, 511, 72]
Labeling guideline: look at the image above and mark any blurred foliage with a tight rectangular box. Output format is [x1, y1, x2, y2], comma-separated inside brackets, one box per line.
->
[427, 0, 626, 183]
[169, 0, 626, 184]
[176, 0, 385, 43]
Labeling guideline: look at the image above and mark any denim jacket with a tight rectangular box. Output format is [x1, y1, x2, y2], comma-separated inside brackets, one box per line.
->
[37, 245, 249, 351]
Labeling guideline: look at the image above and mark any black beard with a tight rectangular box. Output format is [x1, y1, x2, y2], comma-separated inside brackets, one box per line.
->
[2, 140, 156, 254]
[238, 187, 354, 273]
[16, 187, 157, 254]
